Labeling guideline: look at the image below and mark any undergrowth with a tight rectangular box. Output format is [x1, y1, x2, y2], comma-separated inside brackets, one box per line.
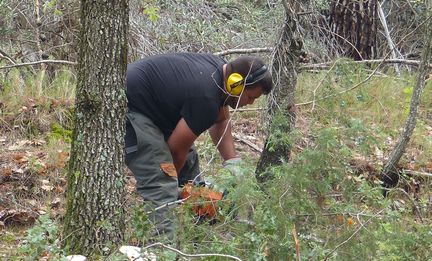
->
[0, 68, 75, 137]
[2, 61, 432, 260]
[171, 102, 432, 260]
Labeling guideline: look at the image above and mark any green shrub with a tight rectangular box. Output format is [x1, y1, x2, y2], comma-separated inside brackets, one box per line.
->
[16, 215, 66, 260]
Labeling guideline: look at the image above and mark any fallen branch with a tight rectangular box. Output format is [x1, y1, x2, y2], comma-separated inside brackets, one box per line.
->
[403, 169, 432, 178]
[0, 49, 17, 65]
[214, 47, 273, 56]
[229, 107, 264, 112]
[0, 59, 77, 70]
[295, 212, 385, 218]
[299, 58, 430, 71]
[232, 133, 263, 153]
[144, 242, 243, 261]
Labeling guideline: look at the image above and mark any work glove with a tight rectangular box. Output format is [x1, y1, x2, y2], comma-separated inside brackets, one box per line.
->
[222, 157, 245, 178]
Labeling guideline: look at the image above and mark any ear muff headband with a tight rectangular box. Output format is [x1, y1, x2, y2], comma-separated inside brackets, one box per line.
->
[226, 65, 268, 96]
[245, 65, 268, 84]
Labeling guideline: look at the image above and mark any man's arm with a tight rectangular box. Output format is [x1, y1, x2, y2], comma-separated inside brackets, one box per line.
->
[208, 106, 238, 161]
[167, 118, 197, 173]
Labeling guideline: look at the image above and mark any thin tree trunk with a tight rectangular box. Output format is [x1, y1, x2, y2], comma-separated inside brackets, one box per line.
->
[381, 12, 432, 190]
[34, 0, 46, 96]
[63, 1, 129, 256]
[255, 0, 303, 181]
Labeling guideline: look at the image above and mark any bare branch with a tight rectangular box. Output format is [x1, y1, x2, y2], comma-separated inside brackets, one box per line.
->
[299, 58, 431, 71]
[0, 60, 77, 70]
[232, 133, 263, 153]
[324, 210, 384, 260]
[229, 107, 264, 112]
[214, 47, 273, 56]
[378, 1, 401, 75]
[403, 169, 432, 178]
[0, 49, 17, 65]
[143, 242, 243, 261]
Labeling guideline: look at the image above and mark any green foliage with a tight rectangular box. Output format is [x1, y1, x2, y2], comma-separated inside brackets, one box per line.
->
[170, 103, 432, 260]
[142, 5, 160, 22]
[129, 203, 153, 244]
[16, 215, 66, 260]
[42, 0, 63, 16]
[266, 112, 299, 153]
[48, 122, 72, 143]
[0, 0, 14, 37]
[2, 1, 431, 260]
[197, 133, 219, 164]
[0, 69, 75, 137]
[374, 220, 432, 260]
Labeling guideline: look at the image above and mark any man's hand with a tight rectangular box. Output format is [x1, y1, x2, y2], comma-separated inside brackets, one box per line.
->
[222, 157, 245, 177]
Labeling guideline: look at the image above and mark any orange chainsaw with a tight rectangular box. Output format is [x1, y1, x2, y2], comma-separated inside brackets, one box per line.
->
[179, 180, 225, 219]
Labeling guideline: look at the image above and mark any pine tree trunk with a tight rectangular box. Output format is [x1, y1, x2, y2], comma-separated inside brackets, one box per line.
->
[63, 1, 129, 256]
[329, 0, 378, 60]
[255, 1, 303, 181]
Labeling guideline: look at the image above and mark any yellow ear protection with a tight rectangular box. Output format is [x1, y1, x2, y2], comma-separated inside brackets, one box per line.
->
[226, 65, 268, 96]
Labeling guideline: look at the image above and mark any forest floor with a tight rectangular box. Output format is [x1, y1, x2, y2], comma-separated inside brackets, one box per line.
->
[1, 70, 432, 259]
[0, 106, 266, 258]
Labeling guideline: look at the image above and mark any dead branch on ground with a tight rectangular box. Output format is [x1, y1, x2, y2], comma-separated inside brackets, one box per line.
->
[232, 133, 263, 153]
[0, 60, 77, 70]
[299, 58, 431, 71]
[214, 47, 273, 56]
[143, 242, 243, 261]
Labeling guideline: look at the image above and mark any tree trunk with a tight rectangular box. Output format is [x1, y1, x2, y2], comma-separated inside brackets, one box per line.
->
[329, 0, 378, 60]
[34, 0, 46, 95]
[380, 11, 432, 191]
[63, 1, 129, 256]
[255, 0, 303, 181]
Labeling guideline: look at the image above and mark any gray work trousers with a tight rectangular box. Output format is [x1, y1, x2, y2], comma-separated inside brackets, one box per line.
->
[125, 111, 200, 241]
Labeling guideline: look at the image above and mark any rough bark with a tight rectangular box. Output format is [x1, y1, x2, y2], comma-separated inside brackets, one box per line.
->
[329, 0, 378, 60]
[380, 13, 432, 190]
[255, 0, 303, 181]
[63, 1, 129, 256]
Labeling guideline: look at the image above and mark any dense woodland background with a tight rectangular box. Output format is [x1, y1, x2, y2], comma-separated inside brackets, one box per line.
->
[1, 0, 432, 260]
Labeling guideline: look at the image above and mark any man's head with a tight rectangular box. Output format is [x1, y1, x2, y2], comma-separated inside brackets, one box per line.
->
[224, 56, 273, 108]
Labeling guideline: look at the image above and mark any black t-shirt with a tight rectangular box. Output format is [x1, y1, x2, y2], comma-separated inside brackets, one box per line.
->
[126, 53, 225, 145]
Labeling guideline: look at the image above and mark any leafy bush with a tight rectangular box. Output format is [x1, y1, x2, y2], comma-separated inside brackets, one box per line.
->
[167, 108, 432, 260]
[16, 215, 66, 260]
